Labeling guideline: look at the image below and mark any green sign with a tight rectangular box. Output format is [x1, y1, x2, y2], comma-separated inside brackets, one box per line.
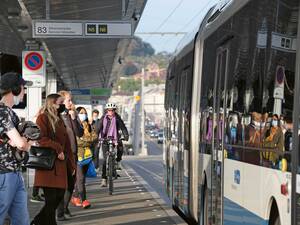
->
[90, 88, 112, 96]
[99, 24, 108, 34]
[86, 24, 96, 34]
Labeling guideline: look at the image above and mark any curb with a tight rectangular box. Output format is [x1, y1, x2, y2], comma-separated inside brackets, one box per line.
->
[122, 163, 187, 225]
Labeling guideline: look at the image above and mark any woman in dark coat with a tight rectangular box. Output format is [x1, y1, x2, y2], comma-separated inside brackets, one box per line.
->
[31, 94, 76, 225]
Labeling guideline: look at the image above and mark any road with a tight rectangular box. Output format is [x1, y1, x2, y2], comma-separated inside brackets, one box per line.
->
[123, 136, 171, 205]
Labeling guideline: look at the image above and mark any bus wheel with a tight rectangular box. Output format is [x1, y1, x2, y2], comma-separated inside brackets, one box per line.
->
[273, 216, 280, 225]
[200, 185, 208, 225]
[269, 202, 281, 225]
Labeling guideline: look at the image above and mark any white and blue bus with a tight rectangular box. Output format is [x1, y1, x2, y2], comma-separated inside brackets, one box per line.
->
[164, 0, 300, 224]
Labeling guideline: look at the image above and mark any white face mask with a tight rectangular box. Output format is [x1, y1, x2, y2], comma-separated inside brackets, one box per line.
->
[78, 114, 87, 121]
[13, 95, 20, 106]
[272, 120, 278, 127]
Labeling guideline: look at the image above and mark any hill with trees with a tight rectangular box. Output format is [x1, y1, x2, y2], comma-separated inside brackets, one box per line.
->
[114, 36, 171, 94]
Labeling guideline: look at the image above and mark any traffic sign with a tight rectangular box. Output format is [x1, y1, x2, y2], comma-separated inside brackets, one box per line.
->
[24, 52, 43, 70]
[22, 51, 46, 87]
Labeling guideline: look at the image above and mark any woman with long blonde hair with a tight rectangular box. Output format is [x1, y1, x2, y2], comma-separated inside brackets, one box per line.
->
[31, 94, 75, 225]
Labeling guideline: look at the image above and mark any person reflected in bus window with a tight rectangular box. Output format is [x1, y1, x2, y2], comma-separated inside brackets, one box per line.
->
[244, 112, 264, 165]
[206, 108, 213, 143]
[280, 115, 287, 134]
[246, 112, 263, 147]
[284, 119, 293, 152]
[262, 114, 284, 166]
[241, 114, 251, 145]
[217, 108, 224, 142]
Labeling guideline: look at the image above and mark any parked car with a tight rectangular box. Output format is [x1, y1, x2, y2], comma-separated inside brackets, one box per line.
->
[157, 132, 164, 144]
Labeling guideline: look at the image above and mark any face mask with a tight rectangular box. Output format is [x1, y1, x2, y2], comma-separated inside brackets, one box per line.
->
[57, 104, 66, 114]
[78, 114, 87, 121]
[93, 117, 98, 121]
[272, 120, 278, 127]
[13, 95, 20, 106]
[261, 122, 266, 127]
[280, 120, 285, 126]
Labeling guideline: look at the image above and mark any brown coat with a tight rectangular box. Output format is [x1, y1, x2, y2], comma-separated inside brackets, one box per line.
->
[60, 113, 83, 155]
[34, 113, 76, 189]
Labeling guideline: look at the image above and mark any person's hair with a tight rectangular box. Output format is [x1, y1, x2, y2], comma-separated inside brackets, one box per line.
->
[40, 94, 61, 132]
[76, 106, 91, 132]
[92, 109, 99, 115]
[58, 90, 71, 98]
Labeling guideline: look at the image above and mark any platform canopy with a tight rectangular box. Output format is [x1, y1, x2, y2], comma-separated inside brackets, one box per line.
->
[0, 0, 147, 89]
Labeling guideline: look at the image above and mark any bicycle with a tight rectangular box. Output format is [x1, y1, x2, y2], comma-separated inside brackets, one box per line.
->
[99, 136, 118, 195]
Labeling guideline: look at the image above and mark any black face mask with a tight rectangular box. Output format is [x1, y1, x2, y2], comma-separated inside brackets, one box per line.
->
[57, 104, 66, 114]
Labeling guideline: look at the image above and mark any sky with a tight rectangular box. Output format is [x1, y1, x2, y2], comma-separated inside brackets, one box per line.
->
[135, 0, 219, 53]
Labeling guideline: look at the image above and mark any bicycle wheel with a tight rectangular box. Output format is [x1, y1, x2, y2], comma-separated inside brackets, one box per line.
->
[108, 155, 114, 195]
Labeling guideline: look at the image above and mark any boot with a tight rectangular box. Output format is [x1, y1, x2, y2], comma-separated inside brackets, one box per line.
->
[100, 179, 107, 187]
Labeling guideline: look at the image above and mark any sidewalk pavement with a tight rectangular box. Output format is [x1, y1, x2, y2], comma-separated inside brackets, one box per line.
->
[27, 166, 187, 225]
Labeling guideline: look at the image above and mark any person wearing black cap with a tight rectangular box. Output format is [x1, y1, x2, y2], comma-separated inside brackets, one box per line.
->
[0, 72, 33, 225]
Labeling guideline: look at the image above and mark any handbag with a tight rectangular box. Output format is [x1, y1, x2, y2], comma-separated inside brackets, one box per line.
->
[24, 146, 57, 170]
[86, 161, 97, 178]
[78, 147, 93, 166]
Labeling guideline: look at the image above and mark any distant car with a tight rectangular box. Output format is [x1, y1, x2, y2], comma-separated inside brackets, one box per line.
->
[150, 130, 158, 138]
[157, 132, 164, 144]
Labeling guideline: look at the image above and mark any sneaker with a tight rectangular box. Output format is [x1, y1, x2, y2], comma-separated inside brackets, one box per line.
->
[82, 200, 91, 209]
[30, 195, 44, 203]
[100, 179, 107, 187]
[71, 197, 82, 207]
[64, 208, 72, 218]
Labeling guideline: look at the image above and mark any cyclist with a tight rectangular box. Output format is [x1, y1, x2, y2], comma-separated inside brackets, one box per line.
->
[96, 103, 129, 187]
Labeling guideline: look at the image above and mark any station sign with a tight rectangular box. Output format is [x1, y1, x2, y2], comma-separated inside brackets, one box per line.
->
[22, 51, 46, 87]
[33, 20, 133, 38]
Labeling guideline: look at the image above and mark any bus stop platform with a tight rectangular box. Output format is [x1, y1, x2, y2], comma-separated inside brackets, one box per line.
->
[27, 165, 186, 225]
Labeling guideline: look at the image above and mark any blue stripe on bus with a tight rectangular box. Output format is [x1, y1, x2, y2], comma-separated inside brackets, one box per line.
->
[224, 197, 268, 225]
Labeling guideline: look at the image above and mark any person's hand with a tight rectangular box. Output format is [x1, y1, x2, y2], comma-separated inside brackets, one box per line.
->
[72, 169, 76, 176]
[69, 110, 76, 120]
[58, 152, 65, 161]
[28, 140, 39, 146]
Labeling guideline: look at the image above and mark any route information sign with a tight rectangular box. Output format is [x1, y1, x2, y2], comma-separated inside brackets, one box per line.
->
[33, 20, 133, 38]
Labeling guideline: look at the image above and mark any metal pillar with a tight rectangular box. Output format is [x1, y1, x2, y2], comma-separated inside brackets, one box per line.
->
[140, 68, 147, 156]
[27, 87, 42, 121]
[133, 97, 141, 154]
[46, 70, 57, 96]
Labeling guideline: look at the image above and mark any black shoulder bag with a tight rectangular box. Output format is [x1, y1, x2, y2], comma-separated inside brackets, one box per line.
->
[24, 125, 57, 170]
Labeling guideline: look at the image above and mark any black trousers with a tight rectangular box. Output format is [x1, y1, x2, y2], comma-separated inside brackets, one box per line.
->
[92, 144, 100, 169]
[33, 187, 65, 225]
[56, 169, 75, 217]
[101, 142, 123, 179]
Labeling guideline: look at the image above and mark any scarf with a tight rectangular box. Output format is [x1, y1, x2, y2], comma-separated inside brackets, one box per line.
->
[101, 115, 118, 143]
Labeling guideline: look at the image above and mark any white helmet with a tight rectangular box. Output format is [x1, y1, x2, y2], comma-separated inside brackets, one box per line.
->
[105, 102, 117, 110]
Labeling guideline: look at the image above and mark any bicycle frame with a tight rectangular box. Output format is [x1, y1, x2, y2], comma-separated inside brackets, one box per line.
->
[101, 137, 117, 195]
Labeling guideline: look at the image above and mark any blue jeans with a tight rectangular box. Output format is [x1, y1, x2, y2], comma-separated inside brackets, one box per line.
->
[0, 172, 29, 225]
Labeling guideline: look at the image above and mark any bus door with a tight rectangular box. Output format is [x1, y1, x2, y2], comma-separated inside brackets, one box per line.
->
[211, 46, 229, 225]
[178, 69, 190, 213]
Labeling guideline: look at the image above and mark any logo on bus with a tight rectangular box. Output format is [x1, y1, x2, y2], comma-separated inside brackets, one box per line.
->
[234, 170, 240, 184]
